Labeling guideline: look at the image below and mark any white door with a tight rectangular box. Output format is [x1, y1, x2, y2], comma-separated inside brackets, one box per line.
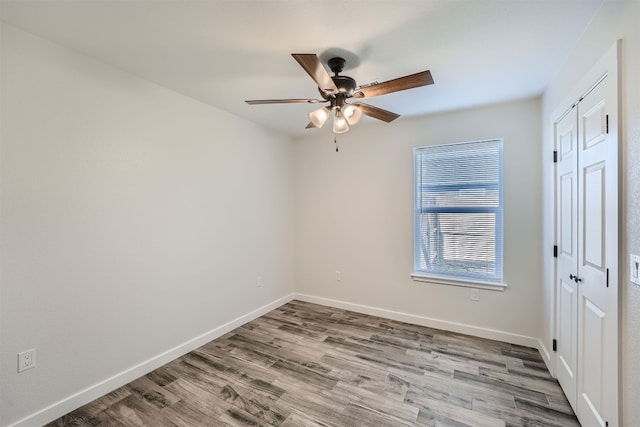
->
[575, 71, 618, 427]
[555, 106, 579, 409]
[554, 46, 619, 427]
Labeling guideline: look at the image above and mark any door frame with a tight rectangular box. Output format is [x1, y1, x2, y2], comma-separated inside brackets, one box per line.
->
[550, 40, 621, 424]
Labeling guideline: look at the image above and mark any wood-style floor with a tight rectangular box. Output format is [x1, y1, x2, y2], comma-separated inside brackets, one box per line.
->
[46, 300, 579, 426]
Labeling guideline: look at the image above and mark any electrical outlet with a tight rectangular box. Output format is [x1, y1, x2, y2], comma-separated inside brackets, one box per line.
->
[335, 271, 341, 281]
[630, 254, 640, 285]
[470, 289, 480, 302]
[18, 348, 36, 373]
[256, 276, 262, 287]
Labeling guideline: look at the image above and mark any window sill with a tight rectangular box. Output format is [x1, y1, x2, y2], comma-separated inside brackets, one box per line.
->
[411, 272, 507, 291]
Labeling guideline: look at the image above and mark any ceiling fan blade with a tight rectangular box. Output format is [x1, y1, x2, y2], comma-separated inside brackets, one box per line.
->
[353, 70, 434, 99]
[245, 98, 324, 105]
[356, 103, 400, 123]
[292, 54, 339, 95]
[305, 122, 318, 129]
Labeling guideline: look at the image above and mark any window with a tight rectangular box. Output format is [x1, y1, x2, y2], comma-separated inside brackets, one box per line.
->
[413, 139, 503, 285]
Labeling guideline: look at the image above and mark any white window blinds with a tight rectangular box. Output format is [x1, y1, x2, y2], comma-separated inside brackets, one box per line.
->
[414, 139, 503, 283]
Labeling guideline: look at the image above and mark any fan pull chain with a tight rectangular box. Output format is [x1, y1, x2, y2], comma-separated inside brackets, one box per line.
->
[334, 136, 339, 152]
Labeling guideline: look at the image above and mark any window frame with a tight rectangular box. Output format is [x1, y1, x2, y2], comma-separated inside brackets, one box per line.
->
[412, 139, 506, 290]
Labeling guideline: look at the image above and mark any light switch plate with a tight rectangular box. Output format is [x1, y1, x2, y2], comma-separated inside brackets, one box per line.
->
[630, 254, 640, 285]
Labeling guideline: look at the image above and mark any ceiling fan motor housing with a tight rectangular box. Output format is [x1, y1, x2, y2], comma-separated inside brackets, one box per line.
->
[332, 76, 356, 94]
[318, 57, 357, 98]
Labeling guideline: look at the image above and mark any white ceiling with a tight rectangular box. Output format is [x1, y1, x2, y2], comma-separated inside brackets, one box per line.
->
[1, 0, 603, 138]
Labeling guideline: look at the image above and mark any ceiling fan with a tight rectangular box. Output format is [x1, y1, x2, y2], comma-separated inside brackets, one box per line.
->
[245, 54, 434, 134]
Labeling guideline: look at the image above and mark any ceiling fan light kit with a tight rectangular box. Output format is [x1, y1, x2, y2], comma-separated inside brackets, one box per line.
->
[309, 106, 331, 128]
[333, 109, 349, 134]
[245, 53, 434, 135]
[343, 104, 362, 125]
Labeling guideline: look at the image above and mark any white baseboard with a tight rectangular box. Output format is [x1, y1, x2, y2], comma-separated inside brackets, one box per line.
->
[10, 293, 296, 427]
[294, 293, 542, 350]
[537, 339, 555, 377]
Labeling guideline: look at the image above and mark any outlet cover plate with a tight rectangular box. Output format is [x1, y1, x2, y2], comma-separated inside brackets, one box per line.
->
[18, 348, 36, 373]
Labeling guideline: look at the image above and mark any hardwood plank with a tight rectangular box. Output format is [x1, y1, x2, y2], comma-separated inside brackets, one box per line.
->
[342, 401, 417, 427]
[104, 395, 180, 427]
[125, 376, 180, 410]
[453, 370, 550, 406]
[280, 410, 334, 427]
[414, 396, 505, 427]
[333, 381, 418, 422]
[513, 396, 580, 427]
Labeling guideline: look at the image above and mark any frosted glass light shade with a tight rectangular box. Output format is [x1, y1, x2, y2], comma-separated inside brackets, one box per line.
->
[333, 109, 349, 134]
[343, 104, 362, 125]
[309, 106, 331, 128]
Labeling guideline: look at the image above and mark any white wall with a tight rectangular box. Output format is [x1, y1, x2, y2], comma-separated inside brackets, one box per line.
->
[294, 98, 543, 345]
[541, 0, 640, 424]
[0, 24, 295, 426]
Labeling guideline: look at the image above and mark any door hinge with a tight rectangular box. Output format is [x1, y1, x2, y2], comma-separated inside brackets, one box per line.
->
[553, 150, 558, 163]
[552, 339, 557, 352]
[606, 268, 609, 288]
[606, 114, 609, 134]
[553, 245, 558, 258]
